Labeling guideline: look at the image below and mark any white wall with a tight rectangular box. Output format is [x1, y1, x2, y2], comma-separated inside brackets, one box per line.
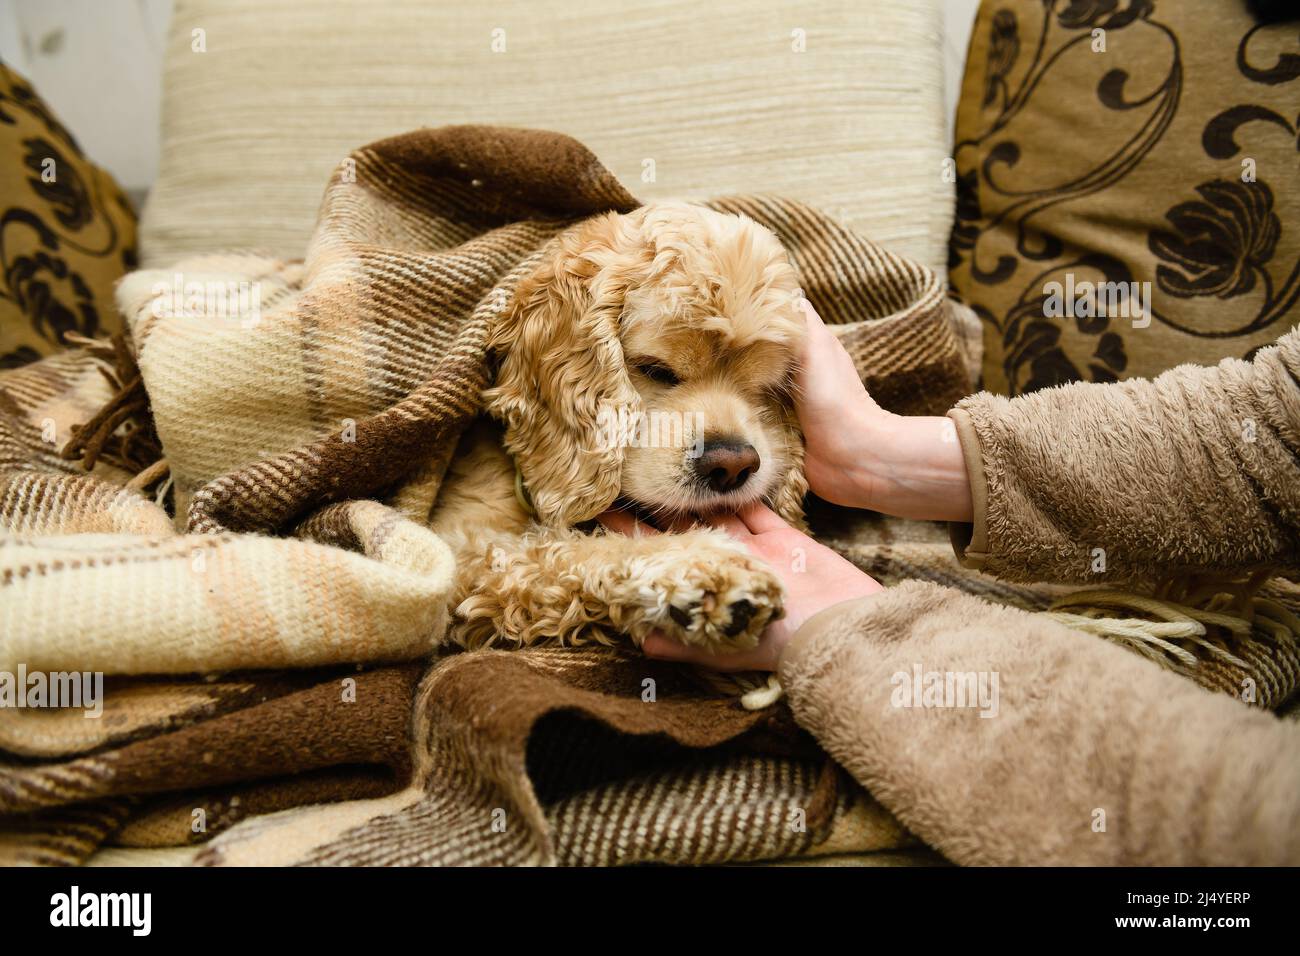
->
[0, 0, 172, 195]
[0, 0, 980, 196]
[943, 0, 981, 142]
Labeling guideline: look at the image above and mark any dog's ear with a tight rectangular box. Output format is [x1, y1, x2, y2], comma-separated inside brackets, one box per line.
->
[770, 404, 809, 531]
[485, 213, 643, 526]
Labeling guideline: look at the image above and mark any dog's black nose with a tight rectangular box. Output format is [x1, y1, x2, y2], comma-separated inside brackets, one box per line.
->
[694, 441, 760, 493]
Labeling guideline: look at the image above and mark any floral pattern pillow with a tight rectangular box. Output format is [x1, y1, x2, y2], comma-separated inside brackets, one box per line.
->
[0, 62, 136, 369]
[950, 0, 1299, 396]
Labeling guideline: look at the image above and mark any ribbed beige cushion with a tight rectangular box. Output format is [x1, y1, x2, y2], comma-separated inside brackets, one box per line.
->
[142, 0, 950, 273]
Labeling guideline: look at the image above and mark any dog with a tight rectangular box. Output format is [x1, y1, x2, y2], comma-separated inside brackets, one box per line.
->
[429, 201, 808, 654]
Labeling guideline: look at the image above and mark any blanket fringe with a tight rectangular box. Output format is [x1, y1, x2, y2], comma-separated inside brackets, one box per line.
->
[125, 456, 171, 492]
[740, 673, 786, 710]
[1045, 570, 1299, 678]
[691, 669, 786, 710]
[60, 332, 169, 490]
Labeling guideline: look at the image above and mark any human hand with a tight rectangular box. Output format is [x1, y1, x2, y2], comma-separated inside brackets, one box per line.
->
[598, 503, 883, 671]
[795, 299, 973, 522]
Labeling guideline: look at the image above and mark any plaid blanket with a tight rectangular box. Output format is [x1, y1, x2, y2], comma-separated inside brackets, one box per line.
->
[2, 126, 974, 677]
[4, 126, 1289, 866]
[1, 649, 916, 866]
[0, 125, 972, 865]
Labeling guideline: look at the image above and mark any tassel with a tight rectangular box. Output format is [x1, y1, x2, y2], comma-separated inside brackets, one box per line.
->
[690, 668, 786, 710]
[60, 332, 168, 488]
[740, 673, 785, 710]
[1045, 573, 1297, 679]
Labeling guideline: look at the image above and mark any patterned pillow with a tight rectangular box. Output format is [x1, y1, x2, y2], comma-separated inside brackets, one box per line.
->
[950, 0, 1299, 396]
[0, 63, 137, 368]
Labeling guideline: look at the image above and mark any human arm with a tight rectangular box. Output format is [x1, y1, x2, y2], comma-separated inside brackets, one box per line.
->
[798, 299, 1300, 581]
[945, 328, 1300, 581]
[795, 299, 973, 523]
[777, 580, 1300, 864]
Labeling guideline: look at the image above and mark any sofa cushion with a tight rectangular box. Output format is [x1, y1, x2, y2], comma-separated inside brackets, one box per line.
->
[0, 64, 137, 368]
[140, 0, 950, 275]
[950, 0, 1300, 395]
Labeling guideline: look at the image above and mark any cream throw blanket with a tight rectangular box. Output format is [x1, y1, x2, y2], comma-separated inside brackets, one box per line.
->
[1, 125, 974, 678]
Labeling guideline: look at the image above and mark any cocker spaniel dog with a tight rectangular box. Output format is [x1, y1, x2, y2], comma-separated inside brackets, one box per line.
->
[430, 201, 807, 654]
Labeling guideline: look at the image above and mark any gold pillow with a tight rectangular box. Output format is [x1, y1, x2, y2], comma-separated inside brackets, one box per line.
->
[0, 63, 137, 368]
[951, 1, 1300, 395]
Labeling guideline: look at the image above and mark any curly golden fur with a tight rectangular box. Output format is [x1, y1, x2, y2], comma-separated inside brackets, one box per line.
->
[430, 202, 808, 653]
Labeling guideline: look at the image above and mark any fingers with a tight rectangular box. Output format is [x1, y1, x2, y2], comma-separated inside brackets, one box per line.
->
[654, 510, 750, 537]
[659, 512, 702, 535]
[799, 295, 825, 329]
[641, 632, 694, 661]
[599, 508, 757, 540]
[645, 504, 785, 539]
[595, 509, 660, 536]
[797, 300, 827, 367]
[642, 632, 774, 672]
[796, 301, 846, 394]
[798, 297, 838, 354]
[736, 501, 789, 535]
[600, 504, 789, 542]
[800, 296, 860, 372]
[693, 510, 750, 537]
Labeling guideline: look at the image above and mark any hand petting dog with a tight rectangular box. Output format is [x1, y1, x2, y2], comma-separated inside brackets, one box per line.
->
[440, 206, 965, 664]
[600, 298, 977, 670]
[796, 299, 974, 523]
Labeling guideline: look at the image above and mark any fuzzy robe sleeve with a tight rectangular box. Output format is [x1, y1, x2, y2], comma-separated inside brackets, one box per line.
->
[779, 580, 1300, 866]
[947, 328, 1300, 583]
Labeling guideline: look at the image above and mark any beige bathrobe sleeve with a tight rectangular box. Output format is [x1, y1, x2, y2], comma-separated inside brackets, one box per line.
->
[779, 581, 1300, 865]
[947, 326, 1300, 583]
[778, 327, 1300, 865]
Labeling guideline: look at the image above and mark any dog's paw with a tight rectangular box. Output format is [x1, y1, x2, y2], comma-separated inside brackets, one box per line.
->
[626, 533, 784, 652]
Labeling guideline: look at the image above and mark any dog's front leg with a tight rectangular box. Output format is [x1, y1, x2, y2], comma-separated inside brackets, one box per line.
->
[451, 526, 784, 652]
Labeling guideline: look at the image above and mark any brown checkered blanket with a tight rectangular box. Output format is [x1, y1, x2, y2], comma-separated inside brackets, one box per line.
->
[0, 125, 1056, 865]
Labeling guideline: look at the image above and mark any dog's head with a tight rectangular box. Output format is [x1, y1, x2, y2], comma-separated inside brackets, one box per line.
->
[486, 202, 808, 527]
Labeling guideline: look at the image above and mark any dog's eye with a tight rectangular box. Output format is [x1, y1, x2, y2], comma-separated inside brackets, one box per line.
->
[632, 360, 680, 386]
